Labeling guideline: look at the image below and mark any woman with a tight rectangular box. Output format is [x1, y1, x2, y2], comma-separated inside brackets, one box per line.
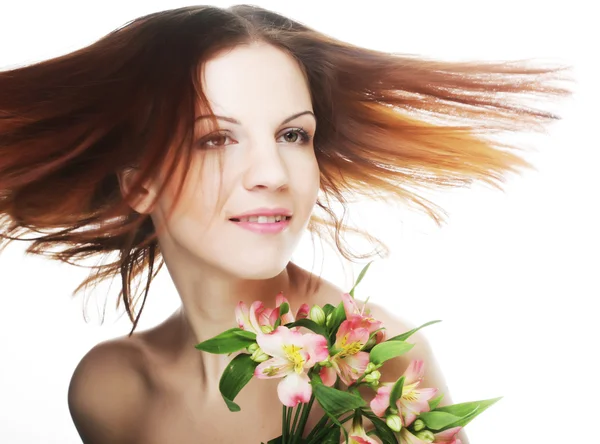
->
[0, 4, 571, 443]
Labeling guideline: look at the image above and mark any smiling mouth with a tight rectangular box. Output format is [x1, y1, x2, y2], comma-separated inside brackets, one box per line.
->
[229, 216, 292, 223]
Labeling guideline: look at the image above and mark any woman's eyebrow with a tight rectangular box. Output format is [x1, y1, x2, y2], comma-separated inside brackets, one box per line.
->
[194, 110, 315, 125]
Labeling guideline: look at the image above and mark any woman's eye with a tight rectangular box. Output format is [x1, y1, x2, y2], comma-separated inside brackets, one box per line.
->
[199, 128, 312, 148]
[280, 128, 312, 144]
[200, 133, 232, 148]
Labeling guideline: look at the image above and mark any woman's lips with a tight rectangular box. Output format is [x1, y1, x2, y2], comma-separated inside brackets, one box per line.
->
[229, 218, 291, 234]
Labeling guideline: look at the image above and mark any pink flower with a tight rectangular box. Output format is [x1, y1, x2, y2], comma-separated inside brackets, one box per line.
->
[370, 360, 438, 427]
[342, 293, 386, 344]
[254, 326, 329, 407]
[397, 428, 428, 444]
[320, 317, 371, 386]
[432, 426, 463, 444]
[342, 415, 381, 444]
[397, 427, 463, 444]
[235, 292, 309, 335]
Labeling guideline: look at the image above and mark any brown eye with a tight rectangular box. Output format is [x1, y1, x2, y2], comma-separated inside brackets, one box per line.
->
[200, 132, 232, 148]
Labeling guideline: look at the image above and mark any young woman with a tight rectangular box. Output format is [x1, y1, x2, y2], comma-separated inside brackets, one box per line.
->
[0, 4, 571, 443]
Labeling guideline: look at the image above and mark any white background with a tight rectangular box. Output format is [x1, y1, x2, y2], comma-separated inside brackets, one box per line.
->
[0, 1, 597, 443]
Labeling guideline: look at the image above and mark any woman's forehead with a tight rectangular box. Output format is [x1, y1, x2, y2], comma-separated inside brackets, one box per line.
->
[196, 43, 312, 124]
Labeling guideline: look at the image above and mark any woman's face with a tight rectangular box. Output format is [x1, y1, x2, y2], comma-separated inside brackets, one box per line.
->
[146, 42, 320, 279]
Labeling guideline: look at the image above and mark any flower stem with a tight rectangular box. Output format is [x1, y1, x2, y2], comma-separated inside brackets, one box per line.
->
[304, 413, 330, 442]
[282, 405, 288, 443]
[290, 405, 302, 440]
[305, 411, 355, 444]
[291, 395, 315, 444]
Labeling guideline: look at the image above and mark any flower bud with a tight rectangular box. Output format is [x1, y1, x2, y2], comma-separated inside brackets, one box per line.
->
[365, 362, 378, 374]
[388, 405, 399, 416]
[415, 430, 435, 442]
[260, 325, 274, 334]
[412, 419, 425, 432]
[318, 356, 332, 367]
[250, 347, 270, 363]
[309, 305, 326, 326]
[385, 415, 402, 432]
[364, 370, 381, 384]
[247, 343, 259, 354]
[365, 335, 377, 349]
[325, 312, 334, 328]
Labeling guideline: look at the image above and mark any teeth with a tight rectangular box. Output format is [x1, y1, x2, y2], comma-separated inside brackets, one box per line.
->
[236, 215, 290, 223]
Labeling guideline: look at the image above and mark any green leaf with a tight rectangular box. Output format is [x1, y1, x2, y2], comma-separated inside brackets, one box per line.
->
[279, 302, 290, 317]
[387, 320, 442, 342]
[195, 328, 256, 354]
[218, 353, 259, 412]
[349, 260, 374, 297]
[428, 393, 444, 410]
[265, 436, 283, 444]
[389, 376, 405, 409]
[369, 340, 414, 365]
[434, 397, 503, 430]
[322, 304, 336, 317]
[285, 318, 330, 345]
[233, 329, 257, 341]
[311, 375, 366, 416]
[327, 302, 347, 343]
[417, 411, 462, 430]
[361, 410, 398, 444]
[321, 427, 341, 444]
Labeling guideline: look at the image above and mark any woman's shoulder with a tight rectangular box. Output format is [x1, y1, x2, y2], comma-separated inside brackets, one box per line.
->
[68, 337, 152, 443]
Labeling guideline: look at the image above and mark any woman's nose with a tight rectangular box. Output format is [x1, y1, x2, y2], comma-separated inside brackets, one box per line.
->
[242, 142, 290, 191]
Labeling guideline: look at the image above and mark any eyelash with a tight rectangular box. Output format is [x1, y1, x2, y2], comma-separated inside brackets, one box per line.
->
[199, 127, 313, 148]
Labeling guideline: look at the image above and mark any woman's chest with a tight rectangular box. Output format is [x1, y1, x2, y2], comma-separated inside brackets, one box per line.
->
[138, 375, 340, 444]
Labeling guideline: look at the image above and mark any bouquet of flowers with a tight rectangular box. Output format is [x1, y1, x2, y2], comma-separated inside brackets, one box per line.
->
[195, 262, 500, 443]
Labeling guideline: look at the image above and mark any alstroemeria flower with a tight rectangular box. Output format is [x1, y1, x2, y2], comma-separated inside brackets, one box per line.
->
[342, 415, 381, 444]
[254, 326, 329, 407]
[397, 428, 428, 444]
[320, 317, 371, 386]
[397, 426, 463, 444]
[235, 292, 309, 335]
[370, 360, 438, 427]
[431, 426, 463, 444]
[342, 293, 387, 344]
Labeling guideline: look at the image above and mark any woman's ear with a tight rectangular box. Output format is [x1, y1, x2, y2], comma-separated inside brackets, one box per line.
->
[116, 167, 157, 215]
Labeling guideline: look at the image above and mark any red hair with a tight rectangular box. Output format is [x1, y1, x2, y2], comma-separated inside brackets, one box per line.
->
[0, 5, 573, 334]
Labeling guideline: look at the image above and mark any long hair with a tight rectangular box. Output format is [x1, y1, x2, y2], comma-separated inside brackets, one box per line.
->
[0, 4, 573, 335]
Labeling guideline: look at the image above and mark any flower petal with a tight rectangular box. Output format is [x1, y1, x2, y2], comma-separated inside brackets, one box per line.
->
[276, 292, 297, 325]
[235, 301, 250, 330]
[296, 303, 310, 320]
[399, 428, 429, 444]
[403, 360, 425, 386]
[254, 356, 293, 379]
[277, 371, 312, 407]
[301, 333, 329, 366]
[257, 326, 298, 357]
[370, 383, 393, 417]
[249, 301, 266, 334]
[433, 426, 463, 443]
[342, 292, 361, 317]
[399, 387, 438, 426]
[336, 351, 370, 386]
[320, 365, 337, 387]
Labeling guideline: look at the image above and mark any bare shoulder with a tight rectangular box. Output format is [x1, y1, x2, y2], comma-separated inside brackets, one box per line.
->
[68, 337, 151, 444]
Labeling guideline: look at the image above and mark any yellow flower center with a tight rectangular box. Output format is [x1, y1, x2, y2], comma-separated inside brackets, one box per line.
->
[283, 344, 305, 374]
[337, 334, 363, 358]
[262, 366, 279, 376]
